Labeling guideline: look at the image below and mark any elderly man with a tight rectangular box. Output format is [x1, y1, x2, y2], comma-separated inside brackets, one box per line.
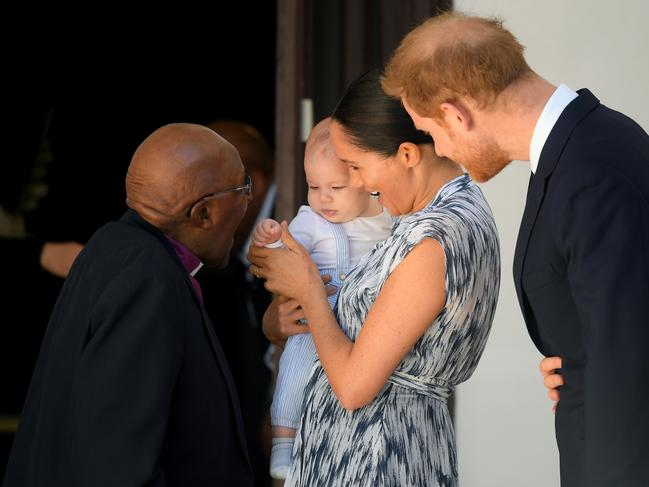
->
[382, 12, 649, 487]
[3, 123, 254, 486]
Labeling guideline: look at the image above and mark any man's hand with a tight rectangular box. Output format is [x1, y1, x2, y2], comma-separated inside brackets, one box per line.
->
[540, 356, 564, 414]
[40, 241, 84, 278]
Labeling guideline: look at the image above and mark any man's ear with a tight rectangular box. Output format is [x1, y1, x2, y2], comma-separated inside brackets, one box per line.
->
[189, 201, 214, 228]
[396, 142, 422, 169]
[439, 100, 473, 132]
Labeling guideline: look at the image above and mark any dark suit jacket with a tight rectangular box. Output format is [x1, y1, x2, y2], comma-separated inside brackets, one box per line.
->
[514, 89, 649, 486]
[2, 210, 253, 487]
[198, 258, 272, 487]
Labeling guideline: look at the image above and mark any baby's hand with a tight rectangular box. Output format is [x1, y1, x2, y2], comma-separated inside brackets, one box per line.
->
[252, 218, 283, 247]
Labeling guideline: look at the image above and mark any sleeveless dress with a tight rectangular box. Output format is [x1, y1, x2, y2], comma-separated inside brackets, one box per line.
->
[285, 174, 501, 486]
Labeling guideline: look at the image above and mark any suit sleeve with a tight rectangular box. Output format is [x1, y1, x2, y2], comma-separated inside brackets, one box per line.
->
[70, 266, 186, 486]
[561, 169, 649, 484]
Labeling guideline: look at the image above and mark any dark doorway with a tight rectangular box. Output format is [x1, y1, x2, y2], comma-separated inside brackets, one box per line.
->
[275, 0, 452, 219]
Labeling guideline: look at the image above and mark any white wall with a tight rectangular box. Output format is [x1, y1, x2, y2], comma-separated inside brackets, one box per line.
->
[452, 1, 649, 486]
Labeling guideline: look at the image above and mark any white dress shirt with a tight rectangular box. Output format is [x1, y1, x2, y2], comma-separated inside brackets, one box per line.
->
[529, 84, 578, 173]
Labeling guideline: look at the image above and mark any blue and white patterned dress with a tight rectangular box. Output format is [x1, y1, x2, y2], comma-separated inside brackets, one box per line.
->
[286, 174, 500, 486]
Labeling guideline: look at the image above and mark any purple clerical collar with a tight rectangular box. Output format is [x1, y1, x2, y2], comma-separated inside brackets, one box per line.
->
[165, 236, 204, 303]
[165, 236, 203, 276]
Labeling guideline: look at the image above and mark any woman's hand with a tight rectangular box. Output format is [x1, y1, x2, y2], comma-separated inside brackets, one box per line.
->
[540, 356, 564, 414]
[248, 222, 324, 304]
[262, 295, 309, 348]
[262, 277, 337, 348]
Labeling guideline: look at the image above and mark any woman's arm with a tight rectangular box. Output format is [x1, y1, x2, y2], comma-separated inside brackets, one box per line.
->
[249, 222, 446, 410]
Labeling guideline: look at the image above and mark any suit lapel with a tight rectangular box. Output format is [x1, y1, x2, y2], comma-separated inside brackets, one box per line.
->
[513, 173, 547, 349]
[513, 89, 600, 346]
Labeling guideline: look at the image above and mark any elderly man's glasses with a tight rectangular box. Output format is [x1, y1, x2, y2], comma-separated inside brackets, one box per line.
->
[185, 174, 252, 217]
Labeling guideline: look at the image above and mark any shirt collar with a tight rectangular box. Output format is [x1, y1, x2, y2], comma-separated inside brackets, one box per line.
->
[529, 83, 578, 173]
[165, 235, 203, 277]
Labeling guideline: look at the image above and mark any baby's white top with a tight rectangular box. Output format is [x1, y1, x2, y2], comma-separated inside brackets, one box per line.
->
[290, 205, 394, 268]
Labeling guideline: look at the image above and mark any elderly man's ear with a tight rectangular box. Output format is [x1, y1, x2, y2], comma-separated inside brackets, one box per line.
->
[190, 203, 217, 228]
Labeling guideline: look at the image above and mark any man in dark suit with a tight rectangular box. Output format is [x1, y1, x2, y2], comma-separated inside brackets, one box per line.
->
[382, 12, 649, 486]
[3, 123, 254, 486]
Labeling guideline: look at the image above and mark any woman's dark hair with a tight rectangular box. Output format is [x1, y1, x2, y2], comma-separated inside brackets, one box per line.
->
[332, 67, 433, 158]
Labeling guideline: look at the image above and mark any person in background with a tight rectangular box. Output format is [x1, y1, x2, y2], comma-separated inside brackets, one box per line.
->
[0, 106, 84, 418]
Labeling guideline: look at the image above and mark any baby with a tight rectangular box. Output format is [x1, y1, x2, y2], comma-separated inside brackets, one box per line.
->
[252, 118, 393, 479]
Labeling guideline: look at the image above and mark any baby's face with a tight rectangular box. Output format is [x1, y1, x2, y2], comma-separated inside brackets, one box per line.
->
[305, 154, 372, 223]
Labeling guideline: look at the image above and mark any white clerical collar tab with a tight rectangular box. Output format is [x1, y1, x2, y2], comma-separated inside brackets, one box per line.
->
[190, 261, 204, 277]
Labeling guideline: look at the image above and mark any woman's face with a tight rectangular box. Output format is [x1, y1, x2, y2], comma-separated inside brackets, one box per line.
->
[330, 121, 408, 216]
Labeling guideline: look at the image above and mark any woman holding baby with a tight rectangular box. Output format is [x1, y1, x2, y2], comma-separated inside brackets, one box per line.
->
[248, 69, 501, 486]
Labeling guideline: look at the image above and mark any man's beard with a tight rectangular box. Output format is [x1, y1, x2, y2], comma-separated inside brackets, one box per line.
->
[449, 132, 511, 183]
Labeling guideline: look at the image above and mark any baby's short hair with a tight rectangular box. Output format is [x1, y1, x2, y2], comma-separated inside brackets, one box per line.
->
[304, 117, 337, 166]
